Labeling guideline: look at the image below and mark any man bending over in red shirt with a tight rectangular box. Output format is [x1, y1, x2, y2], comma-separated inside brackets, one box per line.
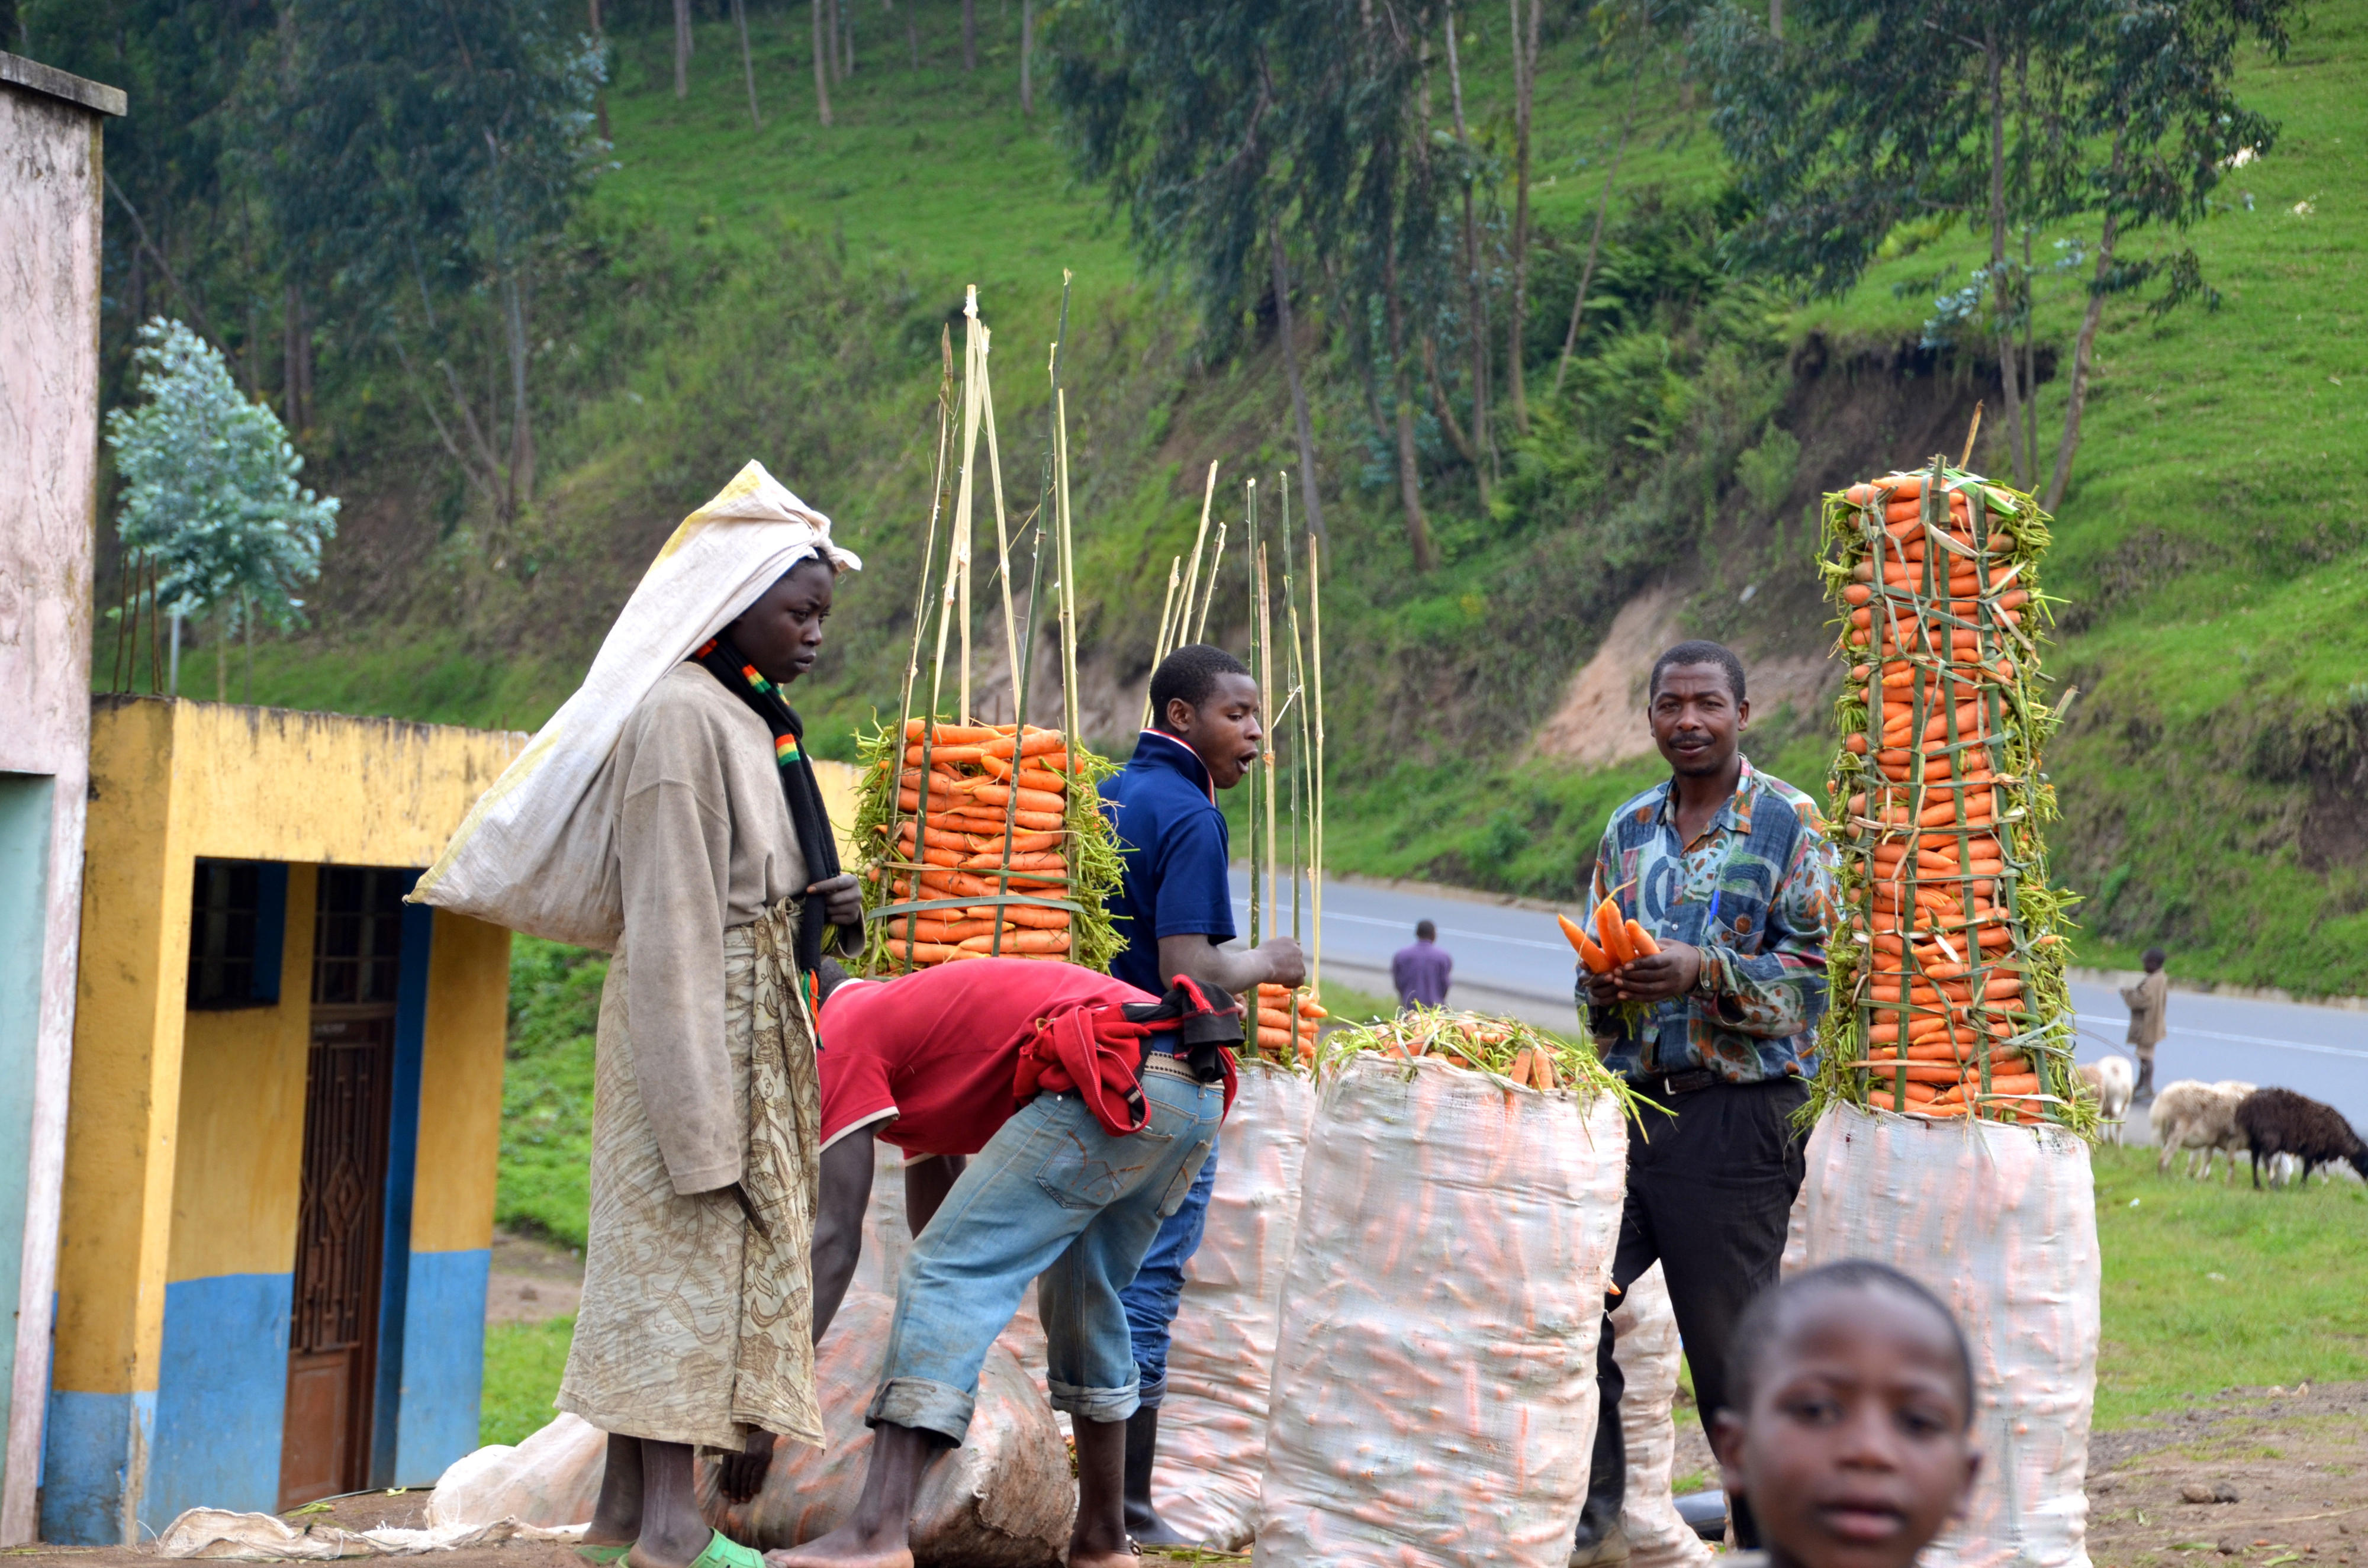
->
[749, 957, 1240, 1568]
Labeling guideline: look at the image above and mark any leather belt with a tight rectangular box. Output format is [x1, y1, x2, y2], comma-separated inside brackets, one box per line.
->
[1140, 1052, 1200, 1082]
[1628, 1067, 1723, 1097]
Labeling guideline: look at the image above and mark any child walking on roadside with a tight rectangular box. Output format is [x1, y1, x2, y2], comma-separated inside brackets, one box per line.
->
[1709, 1261, 1983, 1568]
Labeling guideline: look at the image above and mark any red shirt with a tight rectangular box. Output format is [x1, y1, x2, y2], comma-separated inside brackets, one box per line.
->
[818, 959, 1154, 1156]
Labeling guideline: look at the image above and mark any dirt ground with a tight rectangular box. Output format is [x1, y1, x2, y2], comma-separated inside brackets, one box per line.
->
[14, 1382, 2359, 1566]
[486, 1229, 584, 1325]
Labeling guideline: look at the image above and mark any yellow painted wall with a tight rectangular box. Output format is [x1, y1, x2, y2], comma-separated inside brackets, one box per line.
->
[815, 758, 859, 859]
[164, 866, 317, 1284]
[407, 912, 510, 1255]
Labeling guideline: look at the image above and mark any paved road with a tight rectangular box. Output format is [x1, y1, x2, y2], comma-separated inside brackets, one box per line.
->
[1227, 868, 2368, 1132]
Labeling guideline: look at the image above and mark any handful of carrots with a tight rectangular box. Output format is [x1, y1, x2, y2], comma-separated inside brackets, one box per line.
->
[1823, 462, 2073, 1127]
[1556, 898, 1661, 975]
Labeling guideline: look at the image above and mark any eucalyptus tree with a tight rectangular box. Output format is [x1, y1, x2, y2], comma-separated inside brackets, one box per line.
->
[241, 0, 606, 524]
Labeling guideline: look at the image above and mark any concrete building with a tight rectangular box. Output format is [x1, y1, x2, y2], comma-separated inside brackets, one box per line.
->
[0, 49, 125, 1546]
[44, 700, 524, 1543]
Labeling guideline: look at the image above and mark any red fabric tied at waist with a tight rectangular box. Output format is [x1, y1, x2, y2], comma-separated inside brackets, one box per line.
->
[1013, 1003, 1238, 1138]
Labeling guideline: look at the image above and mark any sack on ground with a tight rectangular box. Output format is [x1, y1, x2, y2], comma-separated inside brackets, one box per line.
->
[1784, 1106, 2099, 1568]
[700, 1288, 1074, 1567]
[1608, 1264, 1714, 1568]
[1148, 1060, 1314, 1550]
[426, 1410, 608, 1529]
[1253, 1054, 1628, 1567]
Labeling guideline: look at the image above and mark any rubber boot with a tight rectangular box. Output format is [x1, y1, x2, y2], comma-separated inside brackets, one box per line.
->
[1121, 1405, 1191, 1548]
[2135, 1055, 2155, 1102]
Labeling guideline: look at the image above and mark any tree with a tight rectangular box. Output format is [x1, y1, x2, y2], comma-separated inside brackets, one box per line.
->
[107, 319, 339, 700]
[242, 0, 605, 524]
[1503, 0, 1539, 434]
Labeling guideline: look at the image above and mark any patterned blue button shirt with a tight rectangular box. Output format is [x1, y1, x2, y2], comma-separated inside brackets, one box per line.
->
[1580, 756, 1841, 1083]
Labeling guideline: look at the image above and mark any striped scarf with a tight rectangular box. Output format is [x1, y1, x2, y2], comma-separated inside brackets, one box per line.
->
[692, 634, 857, 986]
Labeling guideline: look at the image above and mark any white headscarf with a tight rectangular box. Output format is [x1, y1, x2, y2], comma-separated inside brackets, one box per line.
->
[413, 460, 863, 948]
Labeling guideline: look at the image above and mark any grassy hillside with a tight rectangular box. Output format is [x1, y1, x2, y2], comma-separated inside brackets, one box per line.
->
[188, 0, 2368, 994]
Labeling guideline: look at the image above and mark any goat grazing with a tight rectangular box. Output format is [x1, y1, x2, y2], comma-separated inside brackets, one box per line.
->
[2078, 1057, 2136, 1144]
[2233, 1087, 2368, 1189]
[2151, 1080, 2256, 1181]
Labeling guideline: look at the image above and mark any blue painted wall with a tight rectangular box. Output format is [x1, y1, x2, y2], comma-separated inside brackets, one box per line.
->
[0, 773, 56, 1506]
[369, 887, 431, 1489]
[41, 1388, 154, 1545]
[143, 1272, 294, 1530]
[392, 1248, 490, 1485]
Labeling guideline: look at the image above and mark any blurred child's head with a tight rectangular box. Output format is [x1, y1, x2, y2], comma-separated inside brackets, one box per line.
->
[1711, 1261, 1981, 1568]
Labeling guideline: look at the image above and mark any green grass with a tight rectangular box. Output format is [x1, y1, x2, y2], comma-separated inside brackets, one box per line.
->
[2090, 1142, 2368, 1429]
[499, 938, 608, 1251]
[482, 1316, 579, 1446]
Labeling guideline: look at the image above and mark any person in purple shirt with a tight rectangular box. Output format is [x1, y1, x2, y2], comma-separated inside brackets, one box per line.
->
[1392, 920, 1453, 1010]
[1098, 643, 1304, 1546]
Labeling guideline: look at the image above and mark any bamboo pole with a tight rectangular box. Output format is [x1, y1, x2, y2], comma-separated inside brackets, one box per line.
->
[980, 319, 1023, 698]
[1308, 527, 1327, 996]
[1244, 494, 1263, 1051]
[1256, 536, 1278, 957]
[1281, 476, 1313, 1031]
[1193, 521, 1227, 641]
[1175, 461, 1219, 653]
[953, 288, 985, 722]
[1056, 385, 1080, 756]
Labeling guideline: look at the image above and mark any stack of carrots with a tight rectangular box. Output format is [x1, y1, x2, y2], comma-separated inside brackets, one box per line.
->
[867, 719, 1077, 966]
[1820, 462, 2074, 1126]
[1248, 983, 1327, 1064]
[1558, 899, 1661, 976]
[1321, 1008, 1631, 1103]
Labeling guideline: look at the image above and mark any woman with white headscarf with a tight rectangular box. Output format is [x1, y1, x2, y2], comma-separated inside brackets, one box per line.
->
[416, 464, 862, 1568]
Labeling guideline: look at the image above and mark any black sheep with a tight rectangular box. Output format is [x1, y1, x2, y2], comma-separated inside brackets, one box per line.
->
[2233, 1087, 2368, 1189]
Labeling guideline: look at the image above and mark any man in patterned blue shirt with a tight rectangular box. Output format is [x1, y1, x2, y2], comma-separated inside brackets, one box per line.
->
[1572, 640, 1839, 1566]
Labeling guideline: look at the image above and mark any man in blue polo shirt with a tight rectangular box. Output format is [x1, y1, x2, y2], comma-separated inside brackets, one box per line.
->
[1100, 643, 1305, 1546]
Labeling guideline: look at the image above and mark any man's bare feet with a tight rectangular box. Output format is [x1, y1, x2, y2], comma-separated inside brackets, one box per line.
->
[1067, 1551, 1141, 1568]
[760, 1535, 914, 1568]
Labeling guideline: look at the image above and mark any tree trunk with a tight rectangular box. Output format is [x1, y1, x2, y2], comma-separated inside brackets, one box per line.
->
[962, 0, 976, 71]
[842, 0, 855, 76]
[811, 0, 834, 124]
[1423, 336, 1479, 465]
[1984, 35, 2026, 484]
[589, 0, 609, 140]
[243, 595, 254, 706]
[1381, 235, 1434, 571]
[734, 0, 762, 125]
[282, 281, 313, 434]
[1769, 0, 1782, 39]
[502, 271, 535, 512]
[673, 0, 691, 98]
[2020, 223, 2038, 481]
[1443, 7, 1491, 486]
[1505, 0, 1538, 434]
[1269, 219, 1327, 540]
[2044, 205, 2116, 511]
[1553, 67, 1640, 400]
[1020, 0, 1033, 112]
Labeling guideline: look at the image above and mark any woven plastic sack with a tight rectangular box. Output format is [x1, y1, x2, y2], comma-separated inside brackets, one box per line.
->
[700, 1288, 1073, 1566]
[1148, 1060, 1315, 1550]
[1608, 1264, 1715, 1568]
[412, 461, 860, 949]
[426, 1411, 607, 1529]
[1253, 1054, 1629, 1567]
[1784, 1106, 2099, 1568]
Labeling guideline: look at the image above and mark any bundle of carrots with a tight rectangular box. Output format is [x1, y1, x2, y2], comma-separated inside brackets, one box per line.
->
[1558, 899, 1661, 975]
[1248, 982, 1327, 1065]
[1817, 460, 2081, 1129]
[1320, 1008, 1633, 1105]
[853, 718, 1125, 973]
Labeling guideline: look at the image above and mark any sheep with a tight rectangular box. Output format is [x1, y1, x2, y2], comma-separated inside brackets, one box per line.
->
[2150, 1079, 2256, 1181]
[2233, 1087, 2368, 1190]
[2077, 1057, 2136, 1144]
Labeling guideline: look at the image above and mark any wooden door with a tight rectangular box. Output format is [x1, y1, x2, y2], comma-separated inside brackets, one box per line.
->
[279, 868, 407, 1508]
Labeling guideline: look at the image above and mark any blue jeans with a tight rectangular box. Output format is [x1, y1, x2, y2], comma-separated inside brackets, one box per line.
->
[1117, 1130, 1219, 1409]
[867, 1068, 1224, 1443]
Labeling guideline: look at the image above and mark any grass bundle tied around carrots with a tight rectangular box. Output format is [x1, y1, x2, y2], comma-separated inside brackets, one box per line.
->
[1817, 455, 2092, 1134]
[1320, 1007, 1641, 1109]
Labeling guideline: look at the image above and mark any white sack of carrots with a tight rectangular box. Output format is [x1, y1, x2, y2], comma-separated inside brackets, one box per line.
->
[1785, 1106, 2099, 1568]
[1608, 1264, 1716, 1568]
[1252, 1053, 1627, 1567]
[703, 1287, 1073, 1564]
[427, 1412, 609, 1528]
[1147, 1060, 1315, 1550]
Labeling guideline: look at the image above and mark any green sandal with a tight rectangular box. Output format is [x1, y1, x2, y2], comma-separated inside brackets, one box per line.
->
[574, 1546, 632, 1564]
[686, 1530, 767, 1568]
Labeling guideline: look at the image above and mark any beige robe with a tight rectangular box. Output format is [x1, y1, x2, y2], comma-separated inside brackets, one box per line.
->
[557, 664, 825, 1452]
[2120, 968, 2168, 1053]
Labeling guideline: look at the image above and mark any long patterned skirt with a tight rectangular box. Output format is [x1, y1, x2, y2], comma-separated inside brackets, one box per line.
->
[558, 898, 824, 1453]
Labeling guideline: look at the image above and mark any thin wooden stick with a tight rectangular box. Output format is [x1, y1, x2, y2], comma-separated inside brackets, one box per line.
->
[1193, 521, 1228, 642]
[1141, 555, 1182, 729]
[1961, 402, 1986, 469]
[1175, 461, 1219, 654]
[1056, 385, 1080, 758]
[1244, 494, 1263, 1051]
[1308, 528, 1326, 996]
[979, 320, 1024, 697]
[953, 286, 989, 722]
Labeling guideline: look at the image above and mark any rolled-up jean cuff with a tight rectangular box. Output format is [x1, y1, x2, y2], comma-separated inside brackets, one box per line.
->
[1132, 1369, 1168, 1411]
[1048, 1374, 1143, 1425]
[866, 1376, 974, 1444]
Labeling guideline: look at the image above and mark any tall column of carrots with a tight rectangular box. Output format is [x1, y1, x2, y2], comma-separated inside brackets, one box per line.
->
[1819, 458, 2083, 1126]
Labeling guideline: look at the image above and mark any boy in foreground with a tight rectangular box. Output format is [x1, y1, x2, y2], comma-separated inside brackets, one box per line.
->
[1708, 1261, 1983, 1568]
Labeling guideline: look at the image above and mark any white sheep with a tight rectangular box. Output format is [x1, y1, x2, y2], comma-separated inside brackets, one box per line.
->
[2150, 1079, 2257, 1181]
[2077, 1056, 2135, 1144]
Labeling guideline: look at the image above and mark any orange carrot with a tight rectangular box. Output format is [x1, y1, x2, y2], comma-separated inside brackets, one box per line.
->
[1595, 899, 1636, 965]
[1625, 919, 1661, 957]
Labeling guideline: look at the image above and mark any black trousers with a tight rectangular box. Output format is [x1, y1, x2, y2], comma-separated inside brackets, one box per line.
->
[1587, 1076, 1809, 1550]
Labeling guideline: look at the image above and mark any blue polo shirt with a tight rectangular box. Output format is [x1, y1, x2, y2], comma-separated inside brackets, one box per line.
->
[1099, 729, 1237, 996]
